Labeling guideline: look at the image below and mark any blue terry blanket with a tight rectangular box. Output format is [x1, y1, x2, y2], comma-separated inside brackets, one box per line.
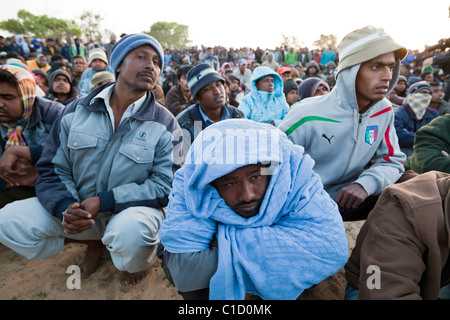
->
[159, 119, 348, 300]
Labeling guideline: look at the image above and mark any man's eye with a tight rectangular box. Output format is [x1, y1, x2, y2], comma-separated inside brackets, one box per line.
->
[224, 182, 236, 187]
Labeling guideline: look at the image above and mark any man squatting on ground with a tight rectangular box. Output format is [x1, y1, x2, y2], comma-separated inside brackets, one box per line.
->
[159, 119, 348, 300]
[0, 34, 183, 285]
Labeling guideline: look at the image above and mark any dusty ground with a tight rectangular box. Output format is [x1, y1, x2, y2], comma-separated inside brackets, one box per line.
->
[0, 221, 363, 300]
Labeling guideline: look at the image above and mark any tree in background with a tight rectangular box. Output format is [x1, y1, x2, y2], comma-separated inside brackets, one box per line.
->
[79, 11, 104, 43]
[0, 9, 81, 39]
[313, 34, 338, 51]
[280, 34, 301, 50]
[145, 22, 190, 49]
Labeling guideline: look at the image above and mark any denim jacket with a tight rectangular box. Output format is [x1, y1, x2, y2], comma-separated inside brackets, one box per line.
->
[35, 83, 183, 219]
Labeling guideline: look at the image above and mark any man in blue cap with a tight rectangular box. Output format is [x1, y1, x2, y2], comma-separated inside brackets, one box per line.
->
[0, 34, 183, 285]
[176, 62, 245, 157]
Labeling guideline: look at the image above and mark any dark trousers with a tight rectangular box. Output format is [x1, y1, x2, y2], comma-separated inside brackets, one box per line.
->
[340, 170, 419, 221]
[0, 186, 36, 208]
[159, 246, 210, 300]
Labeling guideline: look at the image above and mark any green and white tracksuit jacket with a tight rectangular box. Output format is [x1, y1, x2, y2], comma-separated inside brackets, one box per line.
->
[278, 64, 406, 199]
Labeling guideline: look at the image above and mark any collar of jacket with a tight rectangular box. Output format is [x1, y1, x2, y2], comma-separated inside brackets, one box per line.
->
[79, 82, 159, 122]
[28, 96, 61, 128]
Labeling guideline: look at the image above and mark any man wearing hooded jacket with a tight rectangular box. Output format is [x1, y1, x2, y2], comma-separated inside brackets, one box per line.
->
[278, 25, 407, 221]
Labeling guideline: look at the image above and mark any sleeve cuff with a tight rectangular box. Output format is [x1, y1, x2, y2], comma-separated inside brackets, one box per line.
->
[29, 145, 43, 165]
[98, 190, 115, 212]
[54, 198, 78, 220]
[0, 178, 6, 192]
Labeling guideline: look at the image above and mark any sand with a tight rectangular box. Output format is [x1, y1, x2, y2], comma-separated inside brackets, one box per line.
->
[0, 221, 363, 300]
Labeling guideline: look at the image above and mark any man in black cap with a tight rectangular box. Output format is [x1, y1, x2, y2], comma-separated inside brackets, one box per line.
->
[176, 63, 245, 156]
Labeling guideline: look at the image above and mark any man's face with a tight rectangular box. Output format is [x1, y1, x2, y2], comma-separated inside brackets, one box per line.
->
[394, 80, 407, 95]
[431, 85, 444, 103]
[308, 67, 317, 75]
[400, 65, 409, 75]
[195, 80, 226, 111]
[116, 45, 161, 92]
[0, 82, 24, 123]
[179, 74, 189, 92]
[38, 56, 47, 67]
[422, 73, 434, 83]
[90, 59, 107, 72]
[256, 75, 274, 93]
[211, 163, 270, 219]
[229, 80, 240, 91]
[280, 72, 291, 82]
[286, 89, 299, 105]
[314, 84, 329, 96]
[355, 52, 396, 110]
[52, 75, 71, 95]
[73, 58, 85, 73]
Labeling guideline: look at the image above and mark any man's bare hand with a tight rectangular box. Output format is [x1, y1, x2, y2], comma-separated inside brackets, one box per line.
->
[62, 202, 95, 235]
[80, 196, 101, 217]
[422, 57, 434, 67]
[0, 146, 35, 187]
[335, 184, 368, 211]
[5, 169, 39, 188]
[0, 146, 31, 175]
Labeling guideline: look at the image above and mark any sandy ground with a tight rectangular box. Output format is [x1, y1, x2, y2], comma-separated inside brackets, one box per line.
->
[0, 221, 363, 300]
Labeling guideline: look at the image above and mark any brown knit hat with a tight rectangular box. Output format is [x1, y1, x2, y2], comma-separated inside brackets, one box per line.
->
[336, 25, 407, 78]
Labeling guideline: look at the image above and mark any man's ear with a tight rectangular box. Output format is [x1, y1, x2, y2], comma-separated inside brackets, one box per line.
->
[115, 62, 122, 76]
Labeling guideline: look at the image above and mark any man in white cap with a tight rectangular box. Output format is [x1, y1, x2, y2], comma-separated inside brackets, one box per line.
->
[78, 48, 114, 96]
[279, 25, 408, 221]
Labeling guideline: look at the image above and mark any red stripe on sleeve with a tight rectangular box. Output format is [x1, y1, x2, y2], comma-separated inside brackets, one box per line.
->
[382, 124, 394, 162]
[370, 107, 393, 118]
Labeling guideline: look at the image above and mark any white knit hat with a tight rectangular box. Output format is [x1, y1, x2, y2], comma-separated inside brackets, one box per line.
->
[88, 49, 108, 66]
[336, 25, 407, 78]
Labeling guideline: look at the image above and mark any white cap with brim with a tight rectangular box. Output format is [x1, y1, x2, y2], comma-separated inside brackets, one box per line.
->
[336, 25, 407, 78]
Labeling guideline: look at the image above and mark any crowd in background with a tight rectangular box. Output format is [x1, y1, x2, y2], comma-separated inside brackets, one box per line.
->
[0, 32, 449, 154]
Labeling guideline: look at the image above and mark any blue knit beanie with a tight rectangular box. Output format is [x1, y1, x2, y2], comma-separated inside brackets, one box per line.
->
[110, 33, 164, 77]
[186, 63, 224, 99]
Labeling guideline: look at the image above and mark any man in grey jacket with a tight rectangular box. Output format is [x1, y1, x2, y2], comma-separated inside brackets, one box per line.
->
[0, 34, 183, 285]
[279, 26, 407, 221]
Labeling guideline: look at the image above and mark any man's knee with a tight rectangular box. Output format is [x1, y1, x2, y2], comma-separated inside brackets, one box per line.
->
[0, 197, 65, 260]
[103, 206, 164, 246]
[102, 206, 164, 272]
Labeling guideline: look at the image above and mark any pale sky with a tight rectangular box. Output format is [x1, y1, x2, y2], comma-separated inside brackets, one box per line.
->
[0, 0, 449, 51]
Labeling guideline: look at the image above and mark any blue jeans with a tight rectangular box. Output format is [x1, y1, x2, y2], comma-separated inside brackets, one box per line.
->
[439, 283, 450, 300]
[344, 283, 359, 300]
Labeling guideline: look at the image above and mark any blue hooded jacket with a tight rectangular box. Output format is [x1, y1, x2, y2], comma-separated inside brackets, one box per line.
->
[238, 66, 289, 126]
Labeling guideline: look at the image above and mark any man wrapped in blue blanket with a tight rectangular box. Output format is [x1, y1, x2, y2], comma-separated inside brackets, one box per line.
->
[159, 119, 348, 300]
